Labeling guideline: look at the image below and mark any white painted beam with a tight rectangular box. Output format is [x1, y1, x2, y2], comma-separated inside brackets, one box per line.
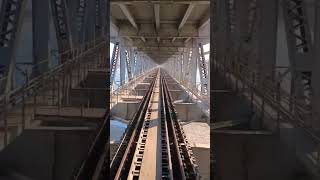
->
[199, 16, 209, 29]
[126, 37, 133, 42]
[178, 3, 195, 29]
[141, 36, 146, 42]
[154, 4, 160, 30]
[184, 37, 191, 43]
[118, 4, 138, 30]
[111, 18, 119, 32]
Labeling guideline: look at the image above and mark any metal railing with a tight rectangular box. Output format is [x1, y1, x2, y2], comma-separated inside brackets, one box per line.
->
[213, 56, 320, 165]
[0, 38, 107, 149]
[166, 72, 210, 109]
[182, 81, 210, 107]
[110, 68, 156, 108]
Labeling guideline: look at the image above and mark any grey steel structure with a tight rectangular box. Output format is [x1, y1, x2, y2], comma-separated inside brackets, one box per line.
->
[0, 0, 109, 179]
[2, 0, 320, 179]
[212, 0, 320, 179]
[110, 0, 210, 95]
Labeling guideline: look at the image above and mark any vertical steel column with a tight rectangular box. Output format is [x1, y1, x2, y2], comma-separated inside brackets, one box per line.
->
[99, 0, 107, 38]
[282, 0, 313, 116]
[132, 50, 137, 76]
[179, 53, 183, 82]
[84, 0, 96, 42]
[215, 0, 230, 63]
[246, 0, 258, 69]
[137, 53, 142, 75]
[120, 45, 126, 85]
[76, 0, 86, 44]
[95, 0, 102, 36]
[135, 52, 140, 75]
[110, 42, 119, 85]
[0, 0, 26, 94]
[50, 0, 72, 62]
[182, 49, 188, 84]
[174, 55, 178, 80]
[130, 49, 134, 75]
[125, 48, 133, 80]
[312, 0, 320, 129]
[256, 0, 278, 83]
[234, 0, 250, 61]
[142, 55, 145, 73]
[139, 54, 142, 74]
[211, 3, 218, 177]
[66, 0, 79, 45]
[190, 47, 198, 87]
[32, 0, 49, 77]
[234, 0, 248, 43]
[198, 43, 208, 95]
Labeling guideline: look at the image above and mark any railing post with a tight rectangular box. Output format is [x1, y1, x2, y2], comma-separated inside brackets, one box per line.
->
[276, 80, 281, 131]
[250, 72, 255, 114]
[22, 89, 25, 130]
[260, 80, 265, 129]
[235, 62, 239, 92]
[52, 75, 55, 105]
[62, 67, 66, 103]
[81, 105, 84, 117]
[87, 89, 90, 109]
[58, 74, 61, 113]
[4, 97, 8, 147]
[67, 65, 72, 106]
[317, 145, 320, 163]
[78, 61, 81, 84]
[33, 89, 37, 119]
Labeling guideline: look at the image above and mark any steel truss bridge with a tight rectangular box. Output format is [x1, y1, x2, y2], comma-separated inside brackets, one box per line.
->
[1, 0, 320, 180]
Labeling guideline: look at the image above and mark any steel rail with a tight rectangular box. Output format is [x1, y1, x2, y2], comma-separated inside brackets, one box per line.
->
[105, 69, 198, 180]
[162, 71, 198, 180]
[159, 74, 173, 179]
[109, 70, 158, 179]
[162, 75, 186, 180]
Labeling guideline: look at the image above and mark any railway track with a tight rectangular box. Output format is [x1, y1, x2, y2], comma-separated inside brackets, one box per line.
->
[108, 68, 198, 180]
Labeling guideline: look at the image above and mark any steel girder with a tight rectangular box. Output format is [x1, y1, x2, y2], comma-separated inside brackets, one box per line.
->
[32, 0, 49, 77]
[198, 43, 208, 95]
[84, 0, 96, 42]
[110, 42, 119, 85]
[215, 0, 277, 81]
[125, 48, 133, 81]
[50, 0, 73, 63]
[0, 0, 25, 47]
[75, 0, 86, 44]
[282, 0, 313, 114]
[190, 47, 198, 86]
[312, 0, 320, 128]
[0, 0, 26, 94]
[255, 0, 278, 84]
[119, 44, 126, 85]
[95, 0, 107, 37]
